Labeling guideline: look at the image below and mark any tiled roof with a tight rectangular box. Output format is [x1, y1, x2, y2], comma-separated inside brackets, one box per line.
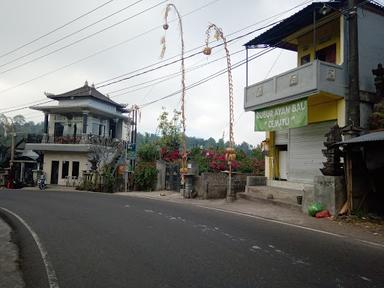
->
[47, 82, 126, 110]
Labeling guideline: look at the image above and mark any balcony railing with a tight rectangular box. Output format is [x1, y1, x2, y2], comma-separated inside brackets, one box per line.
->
[244, 60, 346, 111]
[42, 134, 127, 147]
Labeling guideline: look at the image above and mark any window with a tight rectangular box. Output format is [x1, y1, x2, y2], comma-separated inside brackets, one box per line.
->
[300, 54, 310, 65]
[316, 44, 336, 64]
[54, 122, 64, 137]
[92, 123, 99, 135]
[62, 161, 69, 179]
[72, 161, 79, 178]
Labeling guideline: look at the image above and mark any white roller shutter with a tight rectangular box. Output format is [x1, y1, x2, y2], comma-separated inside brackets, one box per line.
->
[275, 129, 288, 145]
[288, 121, 335, 183]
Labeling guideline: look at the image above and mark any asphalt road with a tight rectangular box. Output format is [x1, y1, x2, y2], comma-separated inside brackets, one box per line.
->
[0, 189, 383, 288]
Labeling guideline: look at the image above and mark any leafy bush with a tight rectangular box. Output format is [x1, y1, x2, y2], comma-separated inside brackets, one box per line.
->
[189, 147, 209, 174]
[137, 142, 159, 162]
[134, 162, 158, 191]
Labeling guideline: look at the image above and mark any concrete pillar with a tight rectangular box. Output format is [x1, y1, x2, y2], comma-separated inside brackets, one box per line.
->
[20, 162, 25, 182]
[42, 113, 49, 143]
[81, 112, 89, 143]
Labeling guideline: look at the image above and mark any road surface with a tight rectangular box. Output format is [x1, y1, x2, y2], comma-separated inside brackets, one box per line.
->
[0, 189, 383, 288]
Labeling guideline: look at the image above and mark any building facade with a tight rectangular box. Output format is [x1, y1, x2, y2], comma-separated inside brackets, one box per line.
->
[26, 81, 133, 186]
[244, 1, 384, 188]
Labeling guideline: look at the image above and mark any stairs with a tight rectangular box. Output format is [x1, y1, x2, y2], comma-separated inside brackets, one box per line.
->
[237, 185, 304, 211]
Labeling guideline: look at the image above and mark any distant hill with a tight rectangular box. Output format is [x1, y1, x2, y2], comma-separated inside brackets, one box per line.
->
[136, 132, 259, 155]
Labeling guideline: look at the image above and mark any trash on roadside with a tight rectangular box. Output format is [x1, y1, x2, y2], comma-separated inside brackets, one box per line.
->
[308, 202, 325, 217]
[315, 210, 331, 218]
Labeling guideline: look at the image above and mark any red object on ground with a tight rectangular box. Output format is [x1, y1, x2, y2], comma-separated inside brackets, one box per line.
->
[315, 210, 331, 218]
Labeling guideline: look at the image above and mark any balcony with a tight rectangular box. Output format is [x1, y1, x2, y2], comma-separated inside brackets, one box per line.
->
[25, 134, 127, 153]
[244, 60, 346, 111]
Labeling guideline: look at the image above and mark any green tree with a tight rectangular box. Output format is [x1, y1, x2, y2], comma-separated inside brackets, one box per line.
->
[157, 109, 182, 150]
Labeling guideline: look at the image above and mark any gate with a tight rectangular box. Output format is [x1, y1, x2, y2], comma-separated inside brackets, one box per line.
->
[165, 163, 180, 192]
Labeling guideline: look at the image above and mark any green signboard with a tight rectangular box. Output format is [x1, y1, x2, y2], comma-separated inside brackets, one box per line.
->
[255, 99, 308, 131]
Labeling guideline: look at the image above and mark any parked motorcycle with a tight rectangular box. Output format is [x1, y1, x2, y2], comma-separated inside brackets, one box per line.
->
[38, 175, 47, 190]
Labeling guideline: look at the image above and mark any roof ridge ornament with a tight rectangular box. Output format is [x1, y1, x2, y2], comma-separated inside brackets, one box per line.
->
[84, 80, 88, 87]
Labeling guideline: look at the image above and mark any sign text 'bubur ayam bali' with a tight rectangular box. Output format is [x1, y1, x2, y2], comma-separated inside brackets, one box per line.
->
[255, 99, 308, 131]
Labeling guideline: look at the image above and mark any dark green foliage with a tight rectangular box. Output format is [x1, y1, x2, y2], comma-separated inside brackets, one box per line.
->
[189, 147, 209, 173]
[137, 142, 159, 162]
[134, 162, 158, 191]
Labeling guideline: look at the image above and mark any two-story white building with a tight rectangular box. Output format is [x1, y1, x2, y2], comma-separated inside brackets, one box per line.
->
[26, 81, 132, 186]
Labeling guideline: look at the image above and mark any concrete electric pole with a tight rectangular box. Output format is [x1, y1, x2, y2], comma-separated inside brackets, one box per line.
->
[347, 0, 360, 128]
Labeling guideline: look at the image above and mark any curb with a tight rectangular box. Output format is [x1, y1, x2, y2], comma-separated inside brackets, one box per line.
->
[0, 214, 25, 288]
[237, 192, 302, 212]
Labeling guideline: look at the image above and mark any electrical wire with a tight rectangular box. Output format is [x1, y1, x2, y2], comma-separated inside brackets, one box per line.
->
[0, 0, 167, 76]
[0, 0, 145, 69]
[139, 46, 276, 109]
[0, 0, 222, 95]
[0, 0, 115, 60]
[0, 0, 314, 114]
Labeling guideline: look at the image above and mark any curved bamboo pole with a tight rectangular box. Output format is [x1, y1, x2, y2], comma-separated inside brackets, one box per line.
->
[203, 23, 236, 201]
[160, 4, 188, 187]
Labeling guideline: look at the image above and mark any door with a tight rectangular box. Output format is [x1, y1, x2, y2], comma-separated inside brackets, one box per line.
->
[289, 121, 336, 183]
[279, 150, 288, 180]
[51, 161, 59, 184]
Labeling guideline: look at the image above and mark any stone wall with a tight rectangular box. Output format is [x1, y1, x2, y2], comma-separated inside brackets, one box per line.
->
[194, 172, 250, 199]
[303, 175, 346, 215]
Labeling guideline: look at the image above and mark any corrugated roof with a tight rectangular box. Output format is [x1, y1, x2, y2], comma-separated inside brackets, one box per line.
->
[339, 131, 384, 145]
[244, 1, 384, 49]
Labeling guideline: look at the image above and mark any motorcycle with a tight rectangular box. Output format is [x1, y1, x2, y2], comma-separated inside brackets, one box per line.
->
[38, 175, 47, 190]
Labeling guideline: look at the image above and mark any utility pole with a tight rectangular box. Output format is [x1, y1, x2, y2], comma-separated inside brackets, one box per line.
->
[347, 0, 360, 128]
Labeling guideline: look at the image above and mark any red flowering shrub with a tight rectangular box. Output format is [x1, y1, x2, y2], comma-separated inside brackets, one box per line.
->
[160, 147, 180, 162]
[204, 149, 238, 172]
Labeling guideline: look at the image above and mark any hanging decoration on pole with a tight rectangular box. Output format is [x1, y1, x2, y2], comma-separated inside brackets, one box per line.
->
[160, 3, 188, 191]
[203, 23, 236, 202]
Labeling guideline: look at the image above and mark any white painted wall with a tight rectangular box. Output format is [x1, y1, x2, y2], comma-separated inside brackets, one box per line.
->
[43, 151, 89, 185]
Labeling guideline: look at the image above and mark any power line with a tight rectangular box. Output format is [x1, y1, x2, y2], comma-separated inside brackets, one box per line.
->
[95, 20, 282, 89]
[0, 0, 221, 96]
[0, 0, 145, 69]
[0, 0, 167, 76]
[0, 0, 313, 114]
[106, 49, 244, 97]
[0, 0, 115, 59]
[139, 46, 276, 109]
[94, 0, 313, 87]
[0, 100, 53, 114]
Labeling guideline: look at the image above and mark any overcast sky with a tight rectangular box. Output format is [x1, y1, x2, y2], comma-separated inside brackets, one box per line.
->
[1, 0, 367, 146]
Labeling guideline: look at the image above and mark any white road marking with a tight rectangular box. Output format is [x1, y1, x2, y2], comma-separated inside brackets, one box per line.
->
[0, 207, 60, 288]
[196, 205, 345, 238]
[359, 276, 372, 282]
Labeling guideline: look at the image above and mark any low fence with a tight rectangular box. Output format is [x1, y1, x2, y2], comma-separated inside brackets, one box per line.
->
[194, 172, 250, 199]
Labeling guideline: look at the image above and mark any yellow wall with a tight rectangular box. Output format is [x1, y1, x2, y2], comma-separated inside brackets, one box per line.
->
[265, 94, 344, 180]
[297, 16, 341, 65]
[265, 131, 274, 180]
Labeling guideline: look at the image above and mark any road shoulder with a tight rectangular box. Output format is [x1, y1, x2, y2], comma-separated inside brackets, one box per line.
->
[0, 217, 25, 288]
[117, 191, 384, 248]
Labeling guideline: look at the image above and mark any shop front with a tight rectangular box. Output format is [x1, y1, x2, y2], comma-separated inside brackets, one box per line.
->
[258, 96, 342, 186]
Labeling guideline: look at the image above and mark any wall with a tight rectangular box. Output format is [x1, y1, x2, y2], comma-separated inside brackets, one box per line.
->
[358, 8, 384, 93]
[43, 151, 89, 185]
[297, 16, 342, 65]
[194, 173, 249, 199]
